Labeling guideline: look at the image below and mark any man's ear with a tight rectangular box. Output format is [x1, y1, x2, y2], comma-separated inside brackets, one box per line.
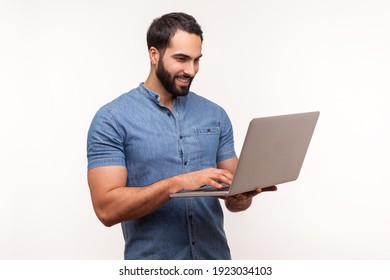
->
[149, 47, 160, 65]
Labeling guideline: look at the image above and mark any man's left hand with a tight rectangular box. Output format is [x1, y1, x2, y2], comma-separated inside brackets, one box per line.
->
[221, 185, 277, 212]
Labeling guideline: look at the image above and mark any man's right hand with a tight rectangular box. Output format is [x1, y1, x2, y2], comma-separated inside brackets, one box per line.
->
[172, 168, 234, 193]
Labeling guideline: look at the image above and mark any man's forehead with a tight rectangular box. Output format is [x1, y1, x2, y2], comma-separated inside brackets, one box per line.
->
[165, 30, 202, 56]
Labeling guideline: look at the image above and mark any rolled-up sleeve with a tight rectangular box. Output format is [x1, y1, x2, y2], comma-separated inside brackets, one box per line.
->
[87, 107, 126, 170]
[216, 108, 236, 163]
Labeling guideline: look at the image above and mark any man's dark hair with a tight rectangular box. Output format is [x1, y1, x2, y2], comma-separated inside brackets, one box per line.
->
[147, 12, 203, 53]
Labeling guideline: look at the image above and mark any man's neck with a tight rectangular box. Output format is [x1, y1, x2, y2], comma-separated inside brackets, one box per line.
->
[144, 74, 175, 110]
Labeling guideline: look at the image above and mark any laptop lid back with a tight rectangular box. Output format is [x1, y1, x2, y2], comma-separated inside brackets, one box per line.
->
[228, 111, 319, 195]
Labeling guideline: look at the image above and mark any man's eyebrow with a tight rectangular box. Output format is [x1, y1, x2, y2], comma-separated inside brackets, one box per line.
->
[172, 53, 203, 60]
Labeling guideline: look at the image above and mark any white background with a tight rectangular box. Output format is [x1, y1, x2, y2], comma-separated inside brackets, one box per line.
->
[1, 0, 389, 260]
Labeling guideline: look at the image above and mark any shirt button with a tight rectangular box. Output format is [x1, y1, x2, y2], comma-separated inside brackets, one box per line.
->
[184, 161, 188, 165]
[179, 135, 183, 139]
[192, 241, 196, 246]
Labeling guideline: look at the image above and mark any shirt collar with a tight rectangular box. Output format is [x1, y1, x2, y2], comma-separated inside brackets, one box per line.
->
[139, 83, 187, 112]
[139, 83, 162, 103]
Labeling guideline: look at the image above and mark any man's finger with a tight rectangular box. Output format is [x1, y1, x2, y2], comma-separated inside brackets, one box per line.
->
[260, 185, 278, 192]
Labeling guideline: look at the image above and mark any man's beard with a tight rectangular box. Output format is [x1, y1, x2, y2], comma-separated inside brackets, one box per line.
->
[156, 59, 193, 97]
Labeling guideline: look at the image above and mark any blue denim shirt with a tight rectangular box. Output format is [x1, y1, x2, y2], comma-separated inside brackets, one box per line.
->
[87, 83, 236, 259]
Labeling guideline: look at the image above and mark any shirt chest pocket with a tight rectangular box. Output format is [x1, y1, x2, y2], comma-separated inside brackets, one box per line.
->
[192, 127, 220, 167]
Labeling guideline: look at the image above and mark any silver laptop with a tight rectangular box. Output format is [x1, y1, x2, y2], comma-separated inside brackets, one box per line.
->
[170, 111, 320, 198]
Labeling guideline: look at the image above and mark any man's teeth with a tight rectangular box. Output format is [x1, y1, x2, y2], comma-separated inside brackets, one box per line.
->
[177, 77, 190, 82]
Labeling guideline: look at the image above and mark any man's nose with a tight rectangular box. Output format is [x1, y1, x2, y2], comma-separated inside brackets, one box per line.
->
[183, 61, 198, 77]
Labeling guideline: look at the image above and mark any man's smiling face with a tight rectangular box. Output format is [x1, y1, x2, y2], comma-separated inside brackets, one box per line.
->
[155, 30, 202, 97]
